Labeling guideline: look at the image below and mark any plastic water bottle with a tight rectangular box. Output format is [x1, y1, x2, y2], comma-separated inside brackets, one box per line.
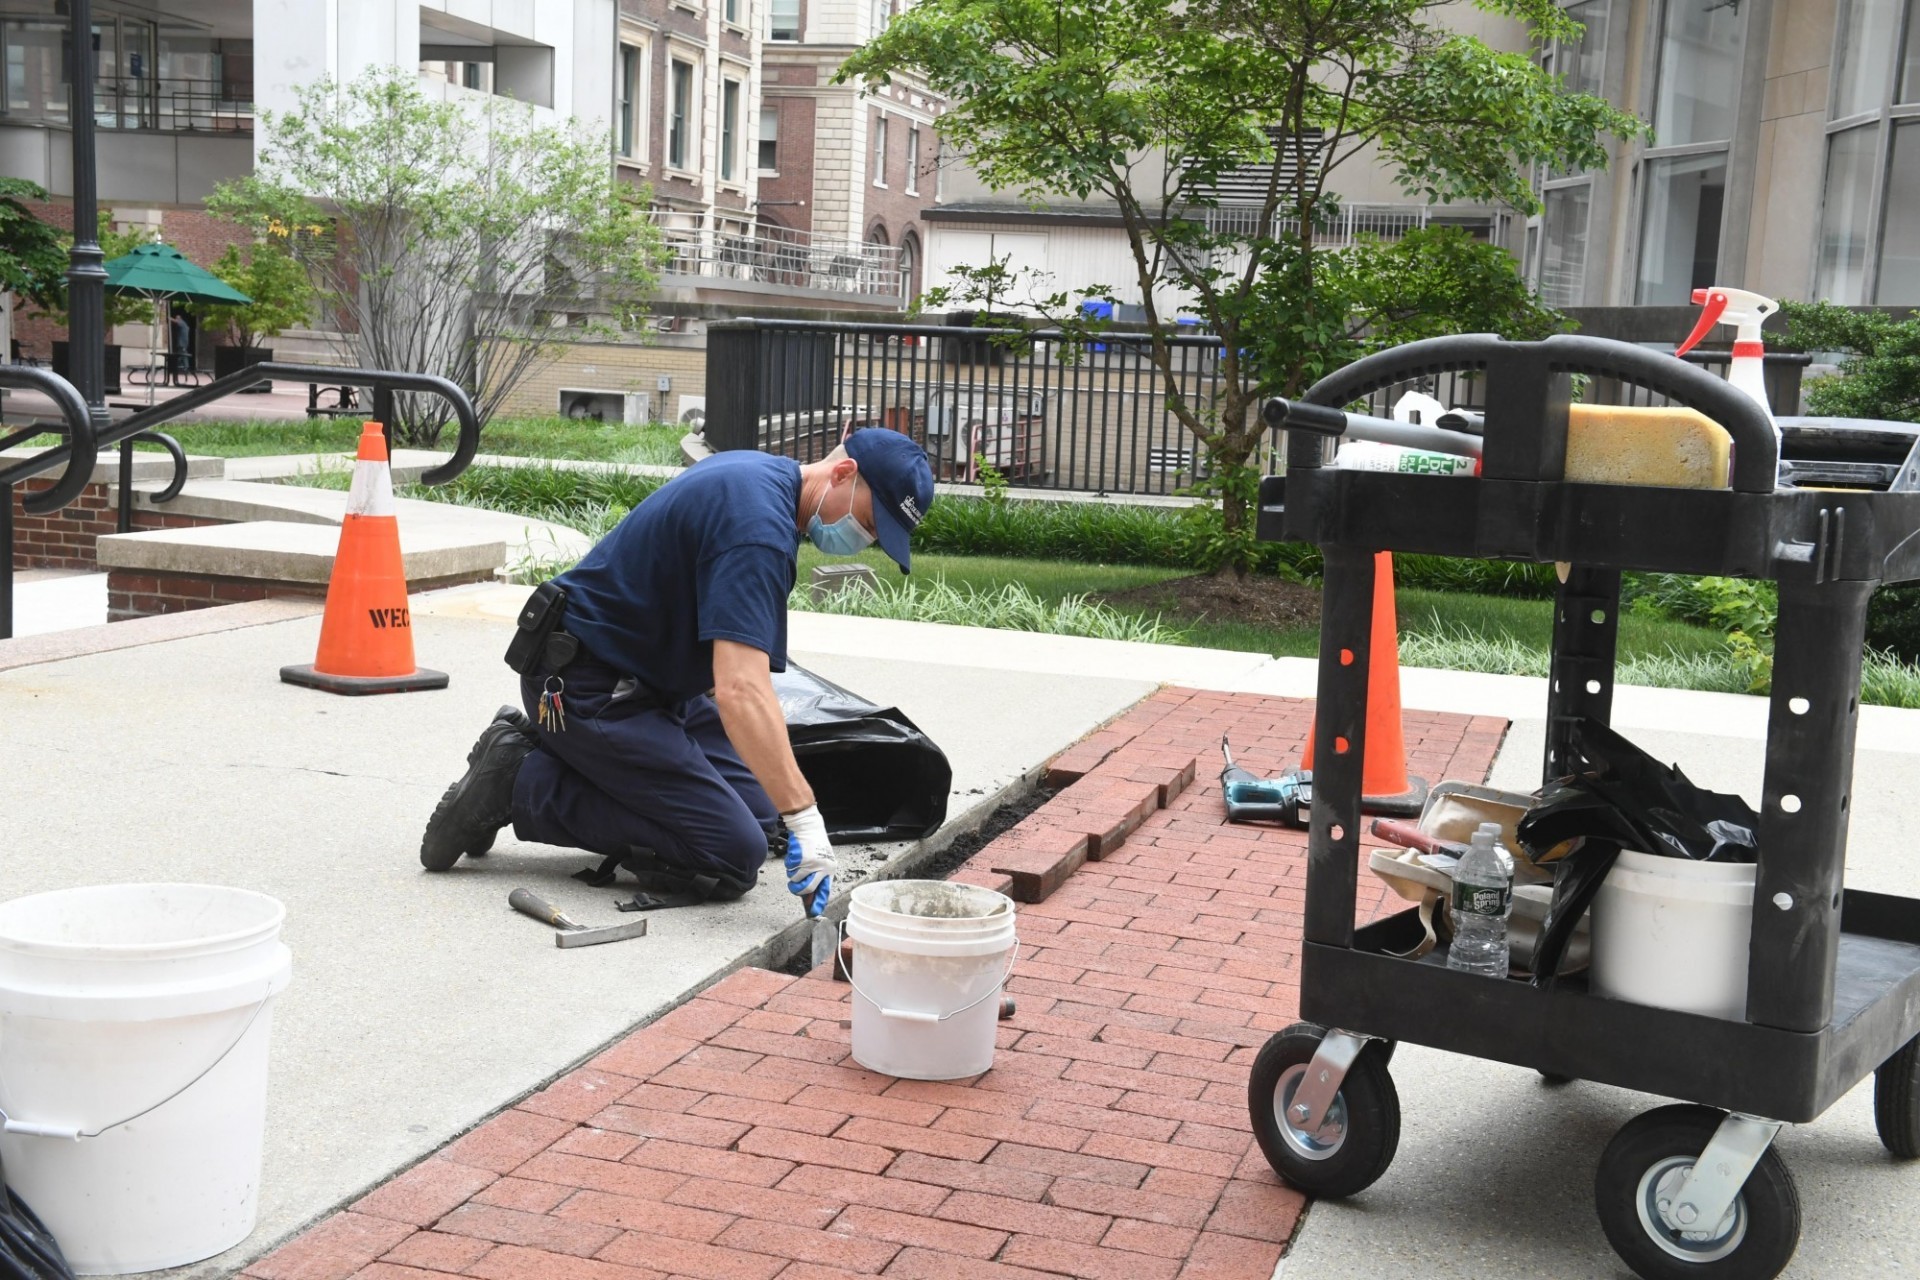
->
[1447, 822, 1513, 978]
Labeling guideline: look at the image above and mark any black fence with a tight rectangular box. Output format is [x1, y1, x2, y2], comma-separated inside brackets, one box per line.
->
[705, 318, 1809, 498]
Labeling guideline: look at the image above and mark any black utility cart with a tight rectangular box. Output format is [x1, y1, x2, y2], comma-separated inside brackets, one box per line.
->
[1247, 333, 1920, 1280]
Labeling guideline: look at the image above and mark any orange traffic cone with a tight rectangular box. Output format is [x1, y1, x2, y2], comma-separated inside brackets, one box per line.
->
[1301, 551, 1427, 816]
[281, 422, 449, 695]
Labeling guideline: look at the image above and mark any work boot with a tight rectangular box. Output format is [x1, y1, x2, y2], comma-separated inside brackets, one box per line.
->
[466, 706, 532, 857]
[421, 710, 536, 871]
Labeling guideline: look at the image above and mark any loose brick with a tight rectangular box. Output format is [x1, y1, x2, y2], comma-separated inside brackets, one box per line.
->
[655, 1063, 807, 1104]
[947, 866, 1016, 896]
[434, 1204, 620, 1258]
[1025, 1099, 1177, 1143]
[880, 1079, 1029, 1117]
[929, 1107, 1089, 1153]
[666, 1176, 844, 1229]
[777, 1163, 950, 1216]
[514, 1151, 687, 1201]
[1200, 1178, 1305, 1244]
[703, 967, 798, 1007]
[792, 1085, 941, 1128]
[830, 1204, 1006, 1259]
[553, 1188, 734, 1241]
[466, 1244, 666, 1280]
[736, 1125, 897, 1175]
[1173, 1231, 1285, 1279]
[351, 1159, 497, 1228]
[596, 1231, 787, 1280]
[690, 1092, 847, 1136]
[623, 1138, 795, 1187]
[881, 1247, 1059, 1280]
[588, 1030, 703, 1080]
[588, 1103, 753, 1148]
[1079, 1134, 1240, 1179]
[442, 1110, 575, 1175]
[1099, 1218, 1202, 1259]
[519, 1071, 642, 1123]
[379, 1230, 493, 1274]
[934, 1190, 1111, 1245]
[475, 1176, 573, 1215]
[997, 1235, 1182, 1280]
[246, 1212, 416, 1280]
[550, 1128, 644, 1163]
[1043, 1178, 1213, 1228]
[985, 1143, 1148, 1189]
[885, 1152, 1052, 1202]
[990, 827, 1091, 903]
[834, 1117, 995, 1163]
[715, 1217, 901, 1273]
[652, 997, 752, 1042]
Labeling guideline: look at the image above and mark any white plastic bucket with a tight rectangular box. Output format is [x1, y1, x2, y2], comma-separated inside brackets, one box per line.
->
[845, 880, 1017, 1080]
[1591, 850, 1755, 1020]
[0, 884, 293, 1275]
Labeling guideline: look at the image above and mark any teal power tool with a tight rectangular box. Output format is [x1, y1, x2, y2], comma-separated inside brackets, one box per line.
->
[1221, 735, 1311, 828]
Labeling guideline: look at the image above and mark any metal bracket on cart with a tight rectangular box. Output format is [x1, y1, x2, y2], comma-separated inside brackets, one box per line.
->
[1286, 1029, 1374, 1132]
[1658, 1113, 1784, 1239]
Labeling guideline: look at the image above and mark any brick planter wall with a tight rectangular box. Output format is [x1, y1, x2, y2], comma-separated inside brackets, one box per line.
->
[10, 479, 226, 572]
[106, 567, 500, 622]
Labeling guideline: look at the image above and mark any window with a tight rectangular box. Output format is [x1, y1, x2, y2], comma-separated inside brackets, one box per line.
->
[871, 0, 891, 35]
[1814, 0, 1920, 302]
[724, 0, 742, 24]
[770, 0, 800, 40]
[872, 115, 888, 187]
[759, 106, 779, 171]
[721, 79, 741, 182]
[1634, 0, 1748, 302]
[1528, 0, 1608, 304]
[618, 44, 642, 159]
[669, 59, 694, 171]
[906, 127, 921, 194]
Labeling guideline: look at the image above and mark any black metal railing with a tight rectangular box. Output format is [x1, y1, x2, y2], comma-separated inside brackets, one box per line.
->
[103, 362, 483, 533]
[706, 319, 1811, 500]
[2, 361, 479, 639]
[0, 366, 99, 640]
[707, 320, 1237, 497]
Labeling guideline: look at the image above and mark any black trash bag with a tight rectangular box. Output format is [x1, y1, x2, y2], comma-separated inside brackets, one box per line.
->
[775, 663, 951, 844]
[1518, 718, 1761, 987]
[0, 1176, 76, 1280]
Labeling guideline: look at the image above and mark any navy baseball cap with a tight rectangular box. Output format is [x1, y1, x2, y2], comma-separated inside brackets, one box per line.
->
[845, 428, 935, 573]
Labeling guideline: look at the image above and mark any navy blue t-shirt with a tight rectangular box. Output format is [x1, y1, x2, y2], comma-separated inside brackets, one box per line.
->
[554, 452, 801, 702]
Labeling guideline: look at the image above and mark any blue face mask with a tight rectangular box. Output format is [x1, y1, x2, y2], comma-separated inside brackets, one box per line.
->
[806, 475, 876, 556]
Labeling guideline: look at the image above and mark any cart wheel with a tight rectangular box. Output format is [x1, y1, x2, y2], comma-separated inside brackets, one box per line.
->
[1247, 1022, 1399, 1198]
[1595, 1105, 1800, 1280]
[1874, 1033, 1920, 1158]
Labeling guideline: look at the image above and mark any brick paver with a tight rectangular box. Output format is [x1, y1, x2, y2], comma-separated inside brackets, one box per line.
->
[244, 688, 1501, 1280]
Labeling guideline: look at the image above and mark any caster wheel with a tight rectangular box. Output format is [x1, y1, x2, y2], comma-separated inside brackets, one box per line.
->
[1876, 1033, 1920, 1158]
[1595, 1105, 1800, 1280]
[1247, 1022, 1399, 1198]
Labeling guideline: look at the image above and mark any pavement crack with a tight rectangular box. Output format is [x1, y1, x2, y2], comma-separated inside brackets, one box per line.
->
[215, 762, 404, 782]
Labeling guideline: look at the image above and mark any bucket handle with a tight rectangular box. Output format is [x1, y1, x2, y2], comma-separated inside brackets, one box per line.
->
[0, 985, 273, 1142]
[838, 922, 1020, 1024]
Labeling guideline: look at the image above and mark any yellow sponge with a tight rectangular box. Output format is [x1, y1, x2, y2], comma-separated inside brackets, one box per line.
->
[1563, 404, 1732, 489]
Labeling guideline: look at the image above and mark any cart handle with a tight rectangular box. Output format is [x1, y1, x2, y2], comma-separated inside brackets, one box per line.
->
[1292, 333, 1779, 494]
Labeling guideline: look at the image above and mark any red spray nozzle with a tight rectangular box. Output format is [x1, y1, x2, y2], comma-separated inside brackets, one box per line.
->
[1677, 289, 1731, 357]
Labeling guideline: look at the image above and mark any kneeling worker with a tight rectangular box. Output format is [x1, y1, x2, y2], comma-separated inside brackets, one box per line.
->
[420, 428, 936, 915]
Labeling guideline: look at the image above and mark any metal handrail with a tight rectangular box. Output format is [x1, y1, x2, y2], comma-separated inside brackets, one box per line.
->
[0, 365, 99, 513]
[84, 364, 479, 538]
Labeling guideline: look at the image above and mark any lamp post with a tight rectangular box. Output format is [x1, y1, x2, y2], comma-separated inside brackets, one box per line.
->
[65, 0, 111, 438]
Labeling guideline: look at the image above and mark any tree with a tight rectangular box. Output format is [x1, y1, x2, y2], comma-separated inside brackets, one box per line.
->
[0, 178, 67, 309]
[208, 67, 667, 445]
[197, 240, 316, 353]
[842, 0, 1643, 567]
[32, 213, 159, 329]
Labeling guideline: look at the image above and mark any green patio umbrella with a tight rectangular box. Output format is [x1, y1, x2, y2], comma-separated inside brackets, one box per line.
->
[102, 242, 252, 402]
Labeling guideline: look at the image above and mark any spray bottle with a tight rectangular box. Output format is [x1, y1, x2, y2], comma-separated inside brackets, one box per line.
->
[1675, 285, 1782, 483]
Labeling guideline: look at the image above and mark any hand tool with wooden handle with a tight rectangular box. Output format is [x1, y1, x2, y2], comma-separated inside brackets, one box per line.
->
[1369, 817, 1470, 858]
[509, 887, 649, 948]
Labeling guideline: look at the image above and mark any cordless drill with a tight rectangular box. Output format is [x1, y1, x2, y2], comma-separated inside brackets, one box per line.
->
[1221, 735, 1311, 828]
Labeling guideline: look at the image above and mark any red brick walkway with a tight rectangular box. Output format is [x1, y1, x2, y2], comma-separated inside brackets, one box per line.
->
[245, 689, 1503, 1280]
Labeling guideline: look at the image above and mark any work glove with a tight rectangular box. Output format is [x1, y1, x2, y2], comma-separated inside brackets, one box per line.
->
[782, 804, 836, 919]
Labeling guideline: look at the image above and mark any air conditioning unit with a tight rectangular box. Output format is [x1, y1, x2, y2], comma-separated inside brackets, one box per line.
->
[655, 315, 680, 333]
[678, 394, 707, 432]
[559, 388, 653, 423]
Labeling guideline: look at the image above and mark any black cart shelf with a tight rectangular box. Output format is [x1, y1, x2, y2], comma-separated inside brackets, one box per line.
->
[1247, 332, 1920, 1280]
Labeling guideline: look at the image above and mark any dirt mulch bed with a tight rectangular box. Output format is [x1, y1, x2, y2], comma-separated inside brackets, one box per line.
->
[1096, 571, 1322, 631]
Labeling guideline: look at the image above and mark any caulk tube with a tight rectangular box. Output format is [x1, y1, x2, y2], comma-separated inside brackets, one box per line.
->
[1333, 441, 1480, 476]
[1677, 285, 1782, 482]
[1262, 397, 1485, 458]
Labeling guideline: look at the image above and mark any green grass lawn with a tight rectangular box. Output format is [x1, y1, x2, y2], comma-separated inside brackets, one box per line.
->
[138, 416, 686, 464]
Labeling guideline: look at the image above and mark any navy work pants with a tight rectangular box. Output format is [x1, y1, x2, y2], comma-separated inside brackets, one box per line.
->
[509, 651, 777, 894]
